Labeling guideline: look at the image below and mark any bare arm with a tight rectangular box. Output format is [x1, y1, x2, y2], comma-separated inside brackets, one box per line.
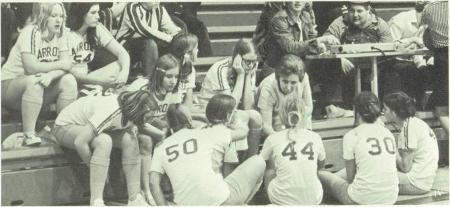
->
[105, 38, 130, 84]
[149, 172, 168, 205]
[397, 149, 415, 173]
[260, 109, 275, 136]
[345, 159, 357, 183]
[22, 52, 70, 75]
[241, 72, 256, 110]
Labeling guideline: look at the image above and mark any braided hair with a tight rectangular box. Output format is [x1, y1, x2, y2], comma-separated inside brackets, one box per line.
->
[354, 91, 382, 123]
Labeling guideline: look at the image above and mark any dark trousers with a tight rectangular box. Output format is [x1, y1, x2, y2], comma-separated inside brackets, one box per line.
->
[381, 59, 432, 109]
[428, 47, 449, 109]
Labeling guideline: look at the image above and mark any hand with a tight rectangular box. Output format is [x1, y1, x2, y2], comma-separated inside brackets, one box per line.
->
[341, 58, 355, 74]
[317, 35, 340, 46]
[115, 71, 129, 86]
[232, 54, 245, 75]
[36, 73, 53, 88]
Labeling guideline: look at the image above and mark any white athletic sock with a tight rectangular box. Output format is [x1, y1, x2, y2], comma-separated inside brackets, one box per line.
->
[122, 157, 141, 201]
[90, 156, 110, 204]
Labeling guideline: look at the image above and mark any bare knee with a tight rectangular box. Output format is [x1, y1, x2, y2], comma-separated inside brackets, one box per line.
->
[23, 76, 44, 93]
[245, 110, 263, 129]
[121, 132, 139, 155]
[91, 134, 113, 156]
[58, 74, 78, 91]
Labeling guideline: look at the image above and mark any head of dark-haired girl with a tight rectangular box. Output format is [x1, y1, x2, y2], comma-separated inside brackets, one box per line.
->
[67, 3, 100, 49]
[354, 91, 382, 123]
[148, 54, 180, 96]
[383, 91, 416, 122]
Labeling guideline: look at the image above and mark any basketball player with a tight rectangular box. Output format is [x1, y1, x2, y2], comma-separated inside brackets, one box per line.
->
[149, 94, 266, 205]
[318, 92, 399, 204]
[66, 3, 130, 95]
[261, 95, 326, 205]
[1, 3, 77, 146]
[383, 91, 439, 195]
[52, 90, 156, 206]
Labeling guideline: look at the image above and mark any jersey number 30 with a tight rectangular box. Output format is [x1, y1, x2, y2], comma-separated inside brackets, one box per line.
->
[282, 142, 314, 160]
[165, 139, 198, 162]
[367, 137, 395, 155]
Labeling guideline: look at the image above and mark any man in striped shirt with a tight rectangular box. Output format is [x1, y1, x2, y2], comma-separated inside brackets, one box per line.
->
[420, 1, 448, 136]
[115, 2, 181, 77]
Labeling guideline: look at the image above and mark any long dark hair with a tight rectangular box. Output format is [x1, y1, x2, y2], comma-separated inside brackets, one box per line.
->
[67, 3, 99, 51]
[118, 90, 157, 127]
[148, 54, 180, 94]
[166, 103, 193, 136]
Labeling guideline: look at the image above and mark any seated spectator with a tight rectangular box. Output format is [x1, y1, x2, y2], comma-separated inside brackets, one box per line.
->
[67, 3, 130, 96]
[149, 94, 266, 205]
[386, 1, 433, 109]
[164, 2, 212, 57]
[198, 39, 263, 163]
[310, 1, 392, 118]
[319, 92, 398, 205]
[52, 90, 156, 206]
[256, 54, 313, 135]
[1, 3, 77, 146]
[261, 1, 339, 79]
[383, 92, 439, 195]
[115, 2, 181, 77]
[261, 95, 326, 205]
[420, 1, 448, 136]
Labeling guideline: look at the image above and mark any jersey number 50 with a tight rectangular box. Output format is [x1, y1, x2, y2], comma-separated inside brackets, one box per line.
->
[165, 139, 198, 162]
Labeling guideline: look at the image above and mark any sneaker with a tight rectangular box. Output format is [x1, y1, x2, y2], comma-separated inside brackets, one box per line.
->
[91, 199, 105, 206]
[128, 192, 151, 206]
[326, 105, 354, 119]
[23, 134, 42, 146]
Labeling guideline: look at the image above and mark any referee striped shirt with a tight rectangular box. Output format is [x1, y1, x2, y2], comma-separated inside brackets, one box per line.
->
[115, 2, 180, 45]
[420, 1, 448, 48]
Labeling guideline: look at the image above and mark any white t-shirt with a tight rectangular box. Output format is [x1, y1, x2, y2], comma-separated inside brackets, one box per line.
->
[260, 128, 325, 205]
[256, 73, 313, 129]
[198, 57, 256, 106]
[397, 117, 439, 191]
[343, 123, 399, 204]
[150, 128, 231, 205]
[2, 25, 69, 80]
[67, 24, 113, 73]
[55, 95, 130, 135]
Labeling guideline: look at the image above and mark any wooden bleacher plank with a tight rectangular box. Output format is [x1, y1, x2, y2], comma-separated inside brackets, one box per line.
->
[210, 38, 252, 56]
[208, 25, 256, 34]
[198, 10, 261, 27]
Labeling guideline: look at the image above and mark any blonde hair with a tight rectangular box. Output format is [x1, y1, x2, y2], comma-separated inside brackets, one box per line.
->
[279, 93, 306, 129]
[30, 3, 66, 38]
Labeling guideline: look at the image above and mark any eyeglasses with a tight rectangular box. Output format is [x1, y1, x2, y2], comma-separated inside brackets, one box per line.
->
[242, 58, 258, 67]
